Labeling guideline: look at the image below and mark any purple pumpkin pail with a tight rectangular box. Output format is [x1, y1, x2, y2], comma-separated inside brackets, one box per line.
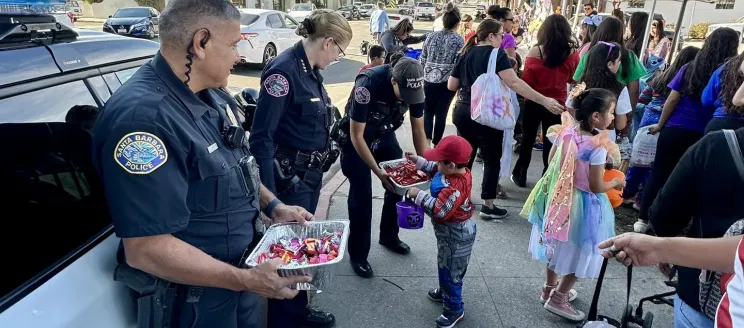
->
[396, 201, 424, 229]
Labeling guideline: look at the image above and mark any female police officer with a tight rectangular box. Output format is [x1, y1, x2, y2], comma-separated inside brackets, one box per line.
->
[248, 9, 351, 328]
[336, 55, 429, 278]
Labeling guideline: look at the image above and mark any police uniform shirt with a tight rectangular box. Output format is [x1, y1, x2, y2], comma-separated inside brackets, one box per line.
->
[92, 52, 257, 264]
[348, 64, 425, 139]
[249, 41, 331, 193]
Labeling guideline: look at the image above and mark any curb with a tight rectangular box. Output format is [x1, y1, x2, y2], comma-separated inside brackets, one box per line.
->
[314, 169, 346, 220]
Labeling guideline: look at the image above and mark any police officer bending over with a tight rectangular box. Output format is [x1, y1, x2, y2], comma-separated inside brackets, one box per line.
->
[92, 1, 312, 327]
[335, 56, 429, 278]
[249, 9, 351, 328]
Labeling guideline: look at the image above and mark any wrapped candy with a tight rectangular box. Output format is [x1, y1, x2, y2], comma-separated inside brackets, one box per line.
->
[384, 161, 429, 186]
[256, 235, 342, 266]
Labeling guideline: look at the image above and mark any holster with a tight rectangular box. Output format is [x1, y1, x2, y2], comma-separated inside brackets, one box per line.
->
[114, 264, 178, 328]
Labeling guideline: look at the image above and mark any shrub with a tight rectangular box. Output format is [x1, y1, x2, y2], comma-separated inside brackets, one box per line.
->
[688, 22, 711, 39]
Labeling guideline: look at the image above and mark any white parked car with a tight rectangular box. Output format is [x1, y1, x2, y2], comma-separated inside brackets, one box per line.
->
[237, 9, 303, 66]
[707, 16, 744, 39]
[359, 4, 375, 17]
[414, 2, 435, 20]
[388, 13, 413, 29]
[287, 3, 316, 22]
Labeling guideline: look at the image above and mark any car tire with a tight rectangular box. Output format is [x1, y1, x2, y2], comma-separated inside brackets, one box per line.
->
[261, 43, 277, 68]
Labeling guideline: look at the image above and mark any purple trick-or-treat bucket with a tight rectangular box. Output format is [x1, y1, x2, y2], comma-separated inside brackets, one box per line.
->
[396, 201, 425, 229]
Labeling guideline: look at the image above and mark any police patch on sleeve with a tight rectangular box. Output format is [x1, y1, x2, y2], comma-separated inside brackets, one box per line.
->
[264, 74, 290, 97]
[114, 132, 168, 175]
[354, 87, 371, 104]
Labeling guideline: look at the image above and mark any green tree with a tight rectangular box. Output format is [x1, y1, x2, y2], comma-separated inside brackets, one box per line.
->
[134, 0, 166, 11]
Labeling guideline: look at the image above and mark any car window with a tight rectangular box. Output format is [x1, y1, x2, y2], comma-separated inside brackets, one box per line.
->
[418, 2, 434, 7]
[113, 8, 150, 18]
[150, 9, 158, 17]
[241, 13, 260, 25]
[87, 76, 111, 104]
[0, 81, 110, 304]
[115, 67, 139, 84]
[283, 15, 298, 29]
[267, 14, 284, 29]
[292, 3, 313, 11]
[0, 81, 98, 123]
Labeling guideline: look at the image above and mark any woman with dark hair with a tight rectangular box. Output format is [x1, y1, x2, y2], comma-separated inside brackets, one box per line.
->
[647, 18, 670, 59]
[487, 5, 517, 59]
[578, 14, 602, 56]
[703, 52, 744, 133]
[640, 28, 740, 244]
[573, 17, 646, 129]
[511, 14, 579, 188]
[448, 19, 564, 220]
[420, 2, 464, 146]
[625, 11, 648, 58]
[380, 19, 426, 63]
[623, 46, 699, 233]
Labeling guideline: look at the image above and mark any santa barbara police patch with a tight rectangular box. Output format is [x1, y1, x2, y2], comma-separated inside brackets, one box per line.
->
[354, 87, 370, 104]
[264, 74, 290, 97]
[114, 132, 168, 175]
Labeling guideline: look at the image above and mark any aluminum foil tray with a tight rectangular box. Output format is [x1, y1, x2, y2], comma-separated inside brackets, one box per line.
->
[244, 220, 350, 291]
[379, 158, 431, 196]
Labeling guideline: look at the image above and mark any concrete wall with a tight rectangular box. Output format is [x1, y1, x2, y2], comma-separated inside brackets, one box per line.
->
[613, 0, 744, 32]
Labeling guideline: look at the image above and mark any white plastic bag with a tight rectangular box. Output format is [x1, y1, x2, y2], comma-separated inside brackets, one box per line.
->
[470, 48, 516, 131]
[630, 126, 659, 167]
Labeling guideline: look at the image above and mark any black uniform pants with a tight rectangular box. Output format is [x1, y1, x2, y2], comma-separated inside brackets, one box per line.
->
[340, 132, 403, 263]
[424, 81, 456, 145]
[639, 126, 702, 222]
[177, 287, 260, 328]
[453, 103, 504, 200]
[512, 100, 562, 179]
[267, 167, 323, 328]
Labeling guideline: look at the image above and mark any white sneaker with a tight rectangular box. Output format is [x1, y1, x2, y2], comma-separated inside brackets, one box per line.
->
[632, 203, 641, 212]
[633, 219, 649, 233]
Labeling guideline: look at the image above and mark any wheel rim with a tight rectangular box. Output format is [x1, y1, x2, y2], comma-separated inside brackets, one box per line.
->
[264, 46, 276, 62]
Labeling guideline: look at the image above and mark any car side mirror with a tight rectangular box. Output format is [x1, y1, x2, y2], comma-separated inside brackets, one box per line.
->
[108, 15, 112, 18]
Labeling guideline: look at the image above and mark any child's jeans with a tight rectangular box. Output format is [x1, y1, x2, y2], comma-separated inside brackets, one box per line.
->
[623, 166, 651, 200]
[434, 218, 477, 314]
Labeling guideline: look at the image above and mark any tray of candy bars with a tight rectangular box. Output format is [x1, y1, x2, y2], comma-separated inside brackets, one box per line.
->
[379, 158, 431, 196]
[244, 220, 349, 291]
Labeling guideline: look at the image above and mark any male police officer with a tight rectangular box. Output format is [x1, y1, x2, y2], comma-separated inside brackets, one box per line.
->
[92, 1, 312, 327]
[337, 57, 429, 278]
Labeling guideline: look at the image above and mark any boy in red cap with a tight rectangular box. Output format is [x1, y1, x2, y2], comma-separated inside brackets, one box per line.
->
[404, 135, 475, 328]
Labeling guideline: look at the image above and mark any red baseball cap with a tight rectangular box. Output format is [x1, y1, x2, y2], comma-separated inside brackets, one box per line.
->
[423, 135, 472, 165]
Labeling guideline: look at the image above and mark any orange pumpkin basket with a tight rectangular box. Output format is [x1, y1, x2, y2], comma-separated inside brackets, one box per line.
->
[604, 169, 625, 208]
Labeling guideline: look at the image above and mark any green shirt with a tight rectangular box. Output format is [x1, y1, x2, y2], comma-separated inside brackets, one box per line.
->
[572, 51, 647, 84]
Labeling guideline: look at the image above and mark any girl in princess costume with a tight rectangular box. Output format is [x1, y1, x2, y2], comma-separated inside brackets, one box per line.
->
[521, 88, 626, 322]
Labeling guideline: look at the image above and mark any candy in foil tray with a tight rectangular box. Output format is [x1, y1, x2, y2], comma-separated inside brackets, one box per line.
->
[244, 220, 350, 291]
[378, 159, 431, 196]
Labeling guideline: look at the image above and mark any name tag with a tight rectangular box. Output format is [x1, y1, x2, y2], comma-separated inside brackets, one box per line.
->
[207, 143, 219, 153]
[310, 98, 321, 102]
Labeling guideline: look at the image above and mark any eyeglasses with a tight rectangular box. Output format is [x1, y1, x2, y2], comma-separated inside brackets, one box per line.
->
[597, 41, 616, 58]
[331, 38, 345, 58]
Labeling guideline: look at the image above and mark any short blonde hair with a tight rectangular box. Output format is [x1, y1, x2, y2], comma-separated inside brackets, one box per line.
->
[296, 9, 353, 45]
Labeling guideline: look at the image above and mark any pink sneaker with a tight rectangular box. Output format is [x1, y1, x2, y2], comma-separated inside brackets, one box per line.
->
[540, 284, 577, 304]
[544, 290, 586, 321]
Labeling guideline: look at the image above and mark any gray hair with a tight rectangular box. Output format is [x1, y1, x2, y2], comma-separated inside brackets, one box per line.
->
[159, 0, 241, 49]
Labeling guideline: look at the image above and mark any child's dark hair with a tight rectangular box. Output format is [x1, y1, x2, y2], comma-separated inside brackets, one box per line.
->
[65, 105, 100, 131]
[572, 88, 616, 134]
[580, 41, 624, 94]
[368, 44, 385, 60]
[648, 45, 699, 98]
[442, 160, 468, 169]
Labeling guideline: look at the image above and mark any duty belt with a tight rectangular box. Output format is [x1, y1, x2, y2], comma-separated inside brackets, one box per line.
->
[275, 147, 327, 170]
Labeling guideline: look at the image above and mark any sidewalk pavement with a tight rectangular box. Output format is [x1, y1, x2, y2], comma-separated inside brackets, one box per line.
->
[312, 123, 676, 328]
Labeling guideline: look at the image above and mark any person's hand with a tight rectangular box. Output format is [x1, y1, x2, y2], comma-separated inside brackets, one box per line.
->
[658, 263, 674, 279]
[647, 124, 662, 134]
[407, 187, 421, 198]
[612, 178, 626, 191]
[405, 152, 418, 163]
[243, 259, 312, 299]
[271, 203, 313, 227]
[598, 233, 665, 267]
[375, 169, 396, 191]
[542, 97, 565, 115]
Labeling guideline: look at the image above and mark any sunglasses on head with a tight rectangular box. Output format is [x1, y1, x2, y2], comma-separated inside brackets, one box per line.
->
[597, 41, 616, 58]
